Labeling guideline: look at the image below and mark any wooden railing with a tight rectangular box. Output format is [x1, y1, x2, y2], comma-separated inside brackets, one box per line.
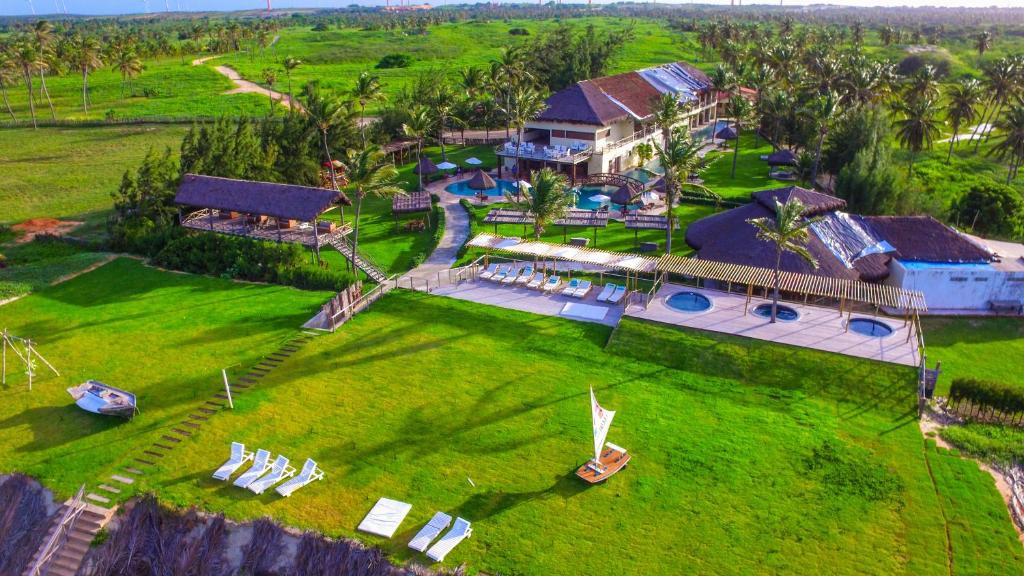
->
[602, 125, 659, 153]
[27, 485, 87, 576]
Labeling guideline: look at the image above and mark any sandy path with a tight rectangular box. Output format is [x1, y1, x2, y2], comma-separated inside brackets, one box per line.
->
[213, 64, 303, 112]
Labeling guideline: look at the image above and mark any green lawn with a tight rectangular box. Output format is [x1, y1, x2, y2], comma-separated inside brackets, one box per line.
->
[0, 239, 112, 300]
[701, 133, 781, 202]
[920, 316, 1024, 395]
[3, 264, 1020, 574]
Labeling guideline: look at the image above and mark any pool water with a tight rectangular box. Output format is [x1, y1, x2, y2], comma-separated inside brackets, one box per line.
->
[848, 318, 894, 338]
[572, 185, 643, 211]
[621, 168, 657, 184]
[666, 291, 712, 313]
[753, 303, 799, 321]
[445, 179, 520, 198]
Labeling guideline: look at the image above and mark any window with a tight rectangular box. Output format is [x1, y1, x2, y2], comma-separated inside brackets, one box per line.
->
[949, 277, 968, 282]
[973, 277, 989, 282]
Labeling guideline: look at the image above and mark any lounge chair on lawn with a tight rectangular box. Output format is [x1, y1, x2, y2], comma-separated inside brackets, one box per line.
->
[488, 265, 510, 283]
[478, 263, 499, 280]
[607, 285, 627, 304]
[571, 280, 592, 298]
[426, 517, 472, 562]
[233, 449, 272, 488]
[561, 278, 581, 295]
[512, 265, 534, 284]
[408, 512, 453, 552]
[541, 276, 562, 292]
[248, 455, 296, 495]
[275, 458, 325, 497]
[502, 266, 526, 284]
[525, 272, 546, 289]
[212, 442, 254, 481]
[595, 283, 618, 302]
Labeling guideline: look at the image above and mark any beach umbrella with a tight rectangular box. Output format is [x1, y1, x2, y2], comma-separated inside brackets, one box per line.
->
[464, 157, 482, 166]
[611, 185, 634, 208]
[467, 170, 497, 190]
[413, 156, 439, 175]
[641, 191, 659, 204]
[514, 180, 532, 190]
[715, 126, 737, 140]
[588, 194, 611, 203]
[437, 161, 458, 171]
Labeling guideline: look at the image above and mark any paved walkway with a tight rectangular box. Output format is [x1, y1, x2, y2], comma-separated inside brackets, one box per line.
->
[401, 179, 472, 283]
[427, 279, 626, 327]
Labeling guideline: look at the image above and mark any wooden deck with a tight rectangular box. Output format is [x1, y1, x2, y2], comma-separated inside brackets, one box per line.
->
[182, 210, 351, 247]
[576, 444, 631, 484]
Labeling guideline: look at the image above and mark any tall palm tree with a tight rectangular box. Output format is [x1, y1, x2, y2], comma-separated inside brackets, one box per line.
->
[428, 81, 457, 162]
[282, 56, 301, 109]
[341, 145, 403, 269]
[489, 45, 531, 139]
[70, 35, 103, 114]
[975, 30, 992, 57]
[944, 78, 982, 163]
[501, 84, 546, 185]
[746, 198, 819, 323]
[727, 95, 753, 178]
[655, 130, 711, 254]
[504, 167, 572, 240]
[892, 97, 943, 176]
[402, 105, 434, 191]
[115, 48, 143, 99]
[12, 39, 40, 128]
[304, 84, 354, 193]
[0, 46, 18, 121]
[973, 58, 1016, 153]
[351, 71, 384, 146]
[903, 65, 940, 103]
[988, 105, 1024, 184]
[32, 21, 56, 120]
[800, 90, 838, 187]
[262, 67, 278, 114]
[459, 65, 485, 99]
[652, 92, 681, 149]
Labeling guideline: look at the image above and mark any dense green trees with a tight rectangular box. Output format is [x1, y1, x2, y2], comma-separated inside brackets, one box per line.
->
[949, 180, 1023, 238]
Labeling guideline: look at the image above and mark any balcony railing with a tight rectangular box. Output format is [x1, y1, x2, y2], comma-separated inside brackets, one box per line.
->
[495, 142, 593, 163]
[601, 126, 662, 154]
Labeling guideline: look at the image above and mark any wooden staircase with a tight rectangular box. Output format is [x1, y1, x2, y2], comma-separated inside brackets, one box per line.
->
[23, 490, 113, 576]
[325, 234, 388, 283]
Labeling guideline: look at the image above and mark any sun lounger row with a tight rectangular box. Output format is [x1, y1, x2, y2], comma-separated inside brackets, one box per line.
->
[213, 442, 324, 497]
[357, 498, 472, 563]
[478, 263, 627, 302]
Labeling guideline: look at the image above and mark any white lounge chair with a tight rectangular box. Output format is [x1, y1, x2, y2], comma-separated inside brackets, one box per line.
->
[571, 280, 593, 298]
[525, 272, 546, 289]
[248, 455, 296, 495]
[561, 278, 581, 295]
[502, 266, 525, 284]
[542, 275, 562, 292]
[212, 442, 253, 481]
[358, 497, 413, 538]
[595, 283, 618, 302]
[478, 263, 499, 280]
[607, 285, 627, 304]
[513, 266, 534, 284]
[275, 458, 325, 497]
[233, 449, 272, 488]
[408, 511, 453, 552]
[488, 265, 510, 283]
[426, 517, 472, 562]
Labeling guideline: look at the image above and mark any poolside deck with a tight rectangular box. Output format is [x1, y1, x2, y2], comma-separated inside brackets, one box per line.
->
[424, 279, 625, 327]
[626, 284, 920, 367]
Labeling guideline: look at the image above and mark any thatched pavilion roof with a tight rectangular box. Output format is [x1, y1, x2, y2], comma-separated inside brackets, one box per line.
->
[413, 156, 439, 175]
[766, 149, 799, 166]
[715, 126, 737, 140]
[175, 174, 350, 222]
[467, 170, 497, 191]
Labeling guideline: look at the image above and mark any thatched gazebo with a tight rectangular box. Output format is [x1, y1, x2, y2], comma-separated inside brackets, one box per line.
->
[413, 156, 439, 176]
[766, 149, 799, 179]
[715, 126, 737, 141]
[611, 185, 635, 214]
[467, 170, 497, 191]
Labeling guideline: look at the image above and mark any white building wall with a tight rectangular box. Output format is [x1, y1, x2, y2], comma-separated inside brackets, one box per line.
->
[886, 260, 1024, 311]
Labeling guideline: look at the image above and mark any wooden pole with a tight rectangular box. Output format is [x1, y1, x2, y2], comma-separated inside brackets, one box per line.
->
[26, 339, 33, 391]
[1, 330, 6, 386]
[222, 369, 234, 409]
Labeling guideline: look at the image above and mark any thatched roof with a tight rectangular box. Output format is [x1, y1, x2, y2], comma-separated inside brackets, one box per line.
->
[175, 174, 350, 222]
[766, 149, 799, 166]
[611, 186, 634, 206]
[752, 186, 846, 217]
[392, 192, 432, 214]
[413, 156, 438, 175]
[467, 170, 497, 191]
[715, 126, 737, 140]
[862, 216, 992, 263]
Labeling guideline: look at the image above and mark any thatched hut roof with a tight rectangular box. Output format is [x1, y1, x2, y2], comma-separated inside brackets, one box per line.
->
[752, 186, 846, 217]
[610, 185, 634, 207]
[175, 174, 350, 222]
[766, 149, 799, 166]
[467, 170, 497, 191]
[413, 156, 439, 175]
[715, 126, 737, 140]
[862, 216, 992, 263]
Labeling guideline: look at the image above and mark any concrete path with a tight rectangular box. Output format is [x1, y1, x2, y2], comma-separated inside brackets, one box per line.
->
[402, 179, 471, 282]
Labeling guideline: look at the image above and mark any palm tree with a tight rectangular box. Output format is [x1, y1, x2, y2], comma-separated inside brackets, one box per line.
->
[504, 167, 572, 240]
[489, 45, 531, 139]
[351, 71, 384, 146]
[652, 92, 681, 149]
[800, 90, 838, 188]
[304, 84, 354, 193]
[746, 198, 819, 323]
[402, 105, 434, 191]
[903, 65, 940, 103]
[975, 30, 992, 57]
[12, 39, 40, 128]
[944, 78, 982, 163]
[70, 35, 103, 114]
[654, 130, 711, 254]
[32, 21, 56, 120]
[428, 81, 457, 162]
[0, 46, 18, 121]
[115, 48, 143, 99]
[892, 97, 943, 176]
[262, 67, 278, 114]
[726, 95, 753, 178]
[988, 105, 1024, 184]
[341, 145, 403, 269]
[973, 58, 1016, 153]
[282, 56, 301, 109]
[501, 84, 546, 186]
[459, 65, 485, 99]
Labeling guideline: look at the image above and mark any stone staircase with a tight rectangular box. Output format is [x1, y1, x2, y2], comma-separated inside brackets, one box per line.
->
[23, 499, 113, 576]
[326, 235, 388, 283]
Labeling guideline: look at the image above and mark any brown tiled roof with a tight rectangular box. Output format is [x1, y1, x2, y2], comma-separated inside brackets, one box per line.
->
[752, 186, 847, 217]
[588, 71, 663, 119]
[536, 82, 628, 126]
[862, 216, 992, 263]
[175, 174, 349, 222]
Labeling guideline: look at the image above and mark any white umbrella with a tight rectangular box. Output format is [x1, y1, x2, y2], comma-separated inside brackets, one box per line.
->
[588, 194, 611, 203]
[436, 161, 457, 170]
[641, 191, 659, 203]
[464, 157, 482, 165]
[514, 180, 532, 190]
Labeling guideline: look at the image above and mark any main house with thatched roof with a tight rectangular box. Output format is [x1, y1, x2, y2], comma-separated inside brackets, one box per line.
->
[686, 186, 1024, 312]
[497, 62, 718, 183]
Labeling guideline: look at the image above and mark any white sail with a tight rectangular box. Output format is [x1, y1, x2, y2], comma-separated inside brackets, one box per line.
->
[590, 386, 615, 463]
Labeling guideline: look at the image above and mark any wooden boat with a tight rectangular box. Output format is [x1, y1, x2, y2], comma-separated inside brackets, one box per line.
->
[575, 387, 630, 484]
[66, 380, 137, 418]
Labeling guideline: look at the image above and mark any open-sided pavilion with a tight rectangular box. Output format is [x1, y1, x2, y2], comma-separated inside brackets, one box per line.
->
[481, 209, 610, 245]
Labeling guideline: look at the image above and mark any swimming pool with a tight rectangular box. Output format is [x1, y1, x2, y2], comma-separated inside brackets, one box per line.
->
[848, 318, 894, 338]
[665, 291, 712, 313]
[445, 178, 519, 198]
[752, 303, 799, 322]
[572, 185, 643, 211]
[620, 168, 657, 184]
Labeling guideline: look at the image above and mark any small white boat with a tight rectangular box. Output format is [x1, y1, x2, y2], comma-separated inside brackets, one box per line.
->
[66, 380, 137, 418]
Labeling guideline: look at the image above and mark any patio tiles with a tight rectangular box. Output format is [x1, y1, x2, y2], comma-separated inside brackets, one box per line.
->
[427, 280, 625, 327]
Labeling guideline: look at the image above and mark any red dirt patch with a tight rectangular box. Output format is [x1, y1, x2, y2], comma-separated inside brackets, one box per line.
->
[11, 218, 83, 243]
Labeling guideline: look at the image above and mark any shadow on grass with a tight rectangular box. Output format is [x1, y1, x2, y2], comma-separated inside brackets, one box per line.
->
[452, 470, 588, 522]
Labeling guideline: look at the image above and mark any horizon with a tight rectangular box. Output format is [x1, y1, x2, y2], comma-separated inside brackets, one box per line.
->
[4, 0, 1024, 18]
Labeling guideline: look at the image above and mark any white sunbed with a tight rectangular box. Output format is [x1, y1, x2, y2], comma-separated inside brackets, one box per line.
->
[358, 497, 413, 538]
[478, 263, 499, 280]
[595, 283, 618, 302]
[426, 517, 473, 562]
[525, 272, 546, 289]
[607, 285, 627, 304]
[502, 266, 525, 284]
[408, 511, 453, 552]
[488, 265, 510, 283]
[561, 278, 581, 295]
[275, 458, 325, 497]
[248, 454, 296, 495]
[212, 442, 254, 481]
[233, 449, 272, 488]
[542, 275, 562, 292]
[572, 280, 593, 298]
[513, 266, 534, 284]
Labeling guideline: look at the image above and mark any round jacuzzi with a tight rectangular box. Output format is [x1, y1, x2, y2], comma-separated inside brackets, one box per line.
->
[752, 303, 799, 322]
[848, 318, 894, 338]
[666, 291, 712, 313]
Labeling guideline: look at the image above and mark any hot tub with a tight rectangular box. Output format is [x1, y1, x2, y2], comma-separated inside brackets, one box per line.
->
[848, 318, 894, 338]
[666, 291, 712, 313]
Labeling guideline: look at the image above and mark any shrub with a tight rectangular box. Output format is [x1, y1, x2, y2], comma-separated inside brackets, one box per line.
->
[897, 53, 951, 78]
[509, 27, 530, 36]
[376, 53, 413, 69]
[941, 424, 1024, 466]
[949, 378, 1024, 424]
[949, 179, 1024, 239]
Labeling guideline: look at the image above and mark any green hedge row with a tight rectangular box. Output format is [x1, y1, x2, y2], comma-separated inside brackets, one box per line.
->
[948, 378, 1024, 425]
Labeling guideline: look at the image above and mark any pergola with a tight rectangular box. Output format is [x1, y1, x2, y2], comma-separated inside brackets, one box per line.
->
[625, 213, 670, 246]
[481, 209, 609, 246]
[391, 192, 433, 230]
[467, 233, 657, 273]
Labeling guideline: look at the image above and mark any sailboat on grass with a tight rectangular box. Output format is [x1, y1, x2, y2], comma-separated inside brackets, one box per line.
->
[575, 386, 630, 484]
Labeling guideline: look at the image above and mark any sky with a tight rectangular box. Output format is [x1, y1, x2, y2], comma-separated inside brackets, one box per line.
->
[2, 0, 1022, 17]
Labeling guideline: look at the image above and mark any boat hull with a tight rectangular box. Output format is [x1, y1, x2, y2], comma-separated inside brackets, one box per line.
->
[576, 445, 630, 484]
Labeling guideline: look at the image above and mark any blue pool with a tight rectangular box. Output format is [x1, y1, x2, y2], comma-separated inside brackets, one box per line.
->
[753, 303, 799, 322]
[445, 178, 520, 198]
[572, 185, 643, 211]
[621, 168, 658, 184]
[666, 291, 712, 313]
[848, 318, 894, 338]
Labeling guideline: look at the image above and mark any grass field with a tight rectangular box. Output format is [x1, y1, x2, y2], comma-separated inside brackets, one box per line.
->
[0, 239, 112, 300]
[701, 133, 780, 202]
[920, 316, 1024, 395]
[1, 262, 1021, 574]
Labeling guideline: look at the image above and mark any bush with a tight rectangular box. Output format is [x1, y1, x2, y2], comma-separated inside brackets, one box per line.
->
[949, 377, 1024, 424]
[941, 424, 1024, 466]
[897, 53, 952, 78]
[375, 53, 413, 69]
[949, 179, 1024, 239]
[509, 27, 530, 36]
